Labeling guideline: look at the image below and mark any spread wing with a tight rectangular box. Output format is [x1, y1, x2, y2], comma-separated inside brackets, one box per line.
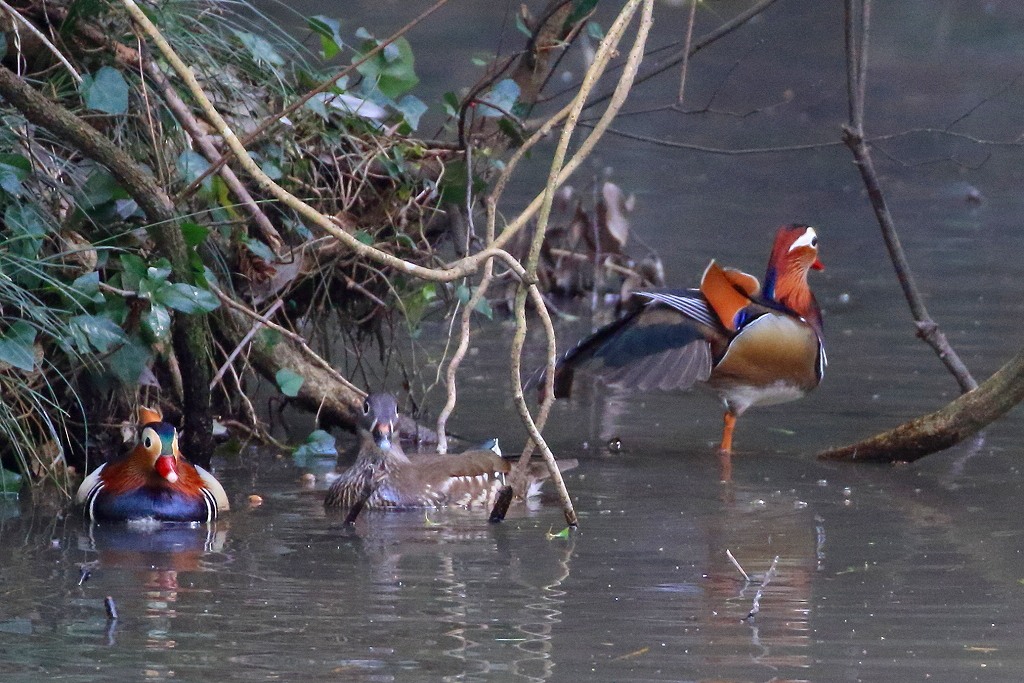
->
[551, 289, 724, 397]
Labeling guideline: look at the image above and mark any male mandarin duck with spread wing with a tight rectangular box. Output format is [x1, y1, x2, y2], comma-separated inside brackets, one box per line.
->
[324, 393, 570, 510]
[76, 407, 229, 523]
[550, 224, 825, 453]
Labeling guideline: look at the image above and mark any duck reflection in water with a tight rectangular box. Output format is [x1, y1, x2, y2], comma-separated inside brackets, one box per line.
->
[78, 521, 228, 653]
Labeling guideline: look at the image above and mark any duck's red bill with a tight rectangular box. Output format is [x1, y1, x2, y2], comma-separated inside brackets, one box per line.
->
[156, 455, 179, 483]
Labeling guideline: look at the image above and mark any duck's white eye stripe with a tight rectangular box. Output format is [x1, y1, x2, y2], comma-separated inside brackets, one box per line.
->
[789, 227, 817, 251]
[142, 427, 159, 450]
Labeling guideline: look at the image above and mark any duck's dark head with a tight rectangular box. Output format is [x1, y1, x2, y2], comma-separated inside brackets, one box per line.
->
[360, 393, 399, 450]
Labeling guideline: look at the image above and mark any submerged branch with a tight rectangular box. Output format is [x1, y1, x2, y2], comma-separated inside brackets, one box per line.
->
[818, 344, 1024, 463]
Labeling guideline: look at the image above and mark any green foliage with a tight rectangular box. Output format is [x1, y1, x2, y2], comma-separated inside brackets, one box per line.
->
[354, 31, 419, 100]
[231, 29, 286, 75]
[0, 321, 37, 372]
[0, 154, 30, 197]
[0, 0, 472, 497]
[80, 67, 129, 114]
[567, 0, 599, 26]
[477, 79, 520, 118]
[0, 468, 22, 495]
[308, 16, 344, 59]
[67, 314, 128, 354]
[275, 368, 305, 397]
[292, 429, 337, 467]
[400, 282, 438, 330]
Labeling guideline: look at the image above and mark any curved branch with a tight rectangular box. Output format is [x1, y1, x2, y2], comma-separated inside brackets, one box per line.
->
[818, 344, 1024, 463]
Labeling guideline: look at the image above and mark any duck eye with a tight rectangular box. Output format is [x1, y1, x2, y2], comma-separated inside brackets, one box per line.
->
[362, 400, 370, 415]
[144, 435, 153, 449]
[811, 237, 818, 247]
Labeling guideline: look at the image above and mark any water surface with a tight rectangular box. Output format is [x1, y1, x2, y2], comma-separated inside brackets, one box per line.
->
[4, 0, 1024, 680]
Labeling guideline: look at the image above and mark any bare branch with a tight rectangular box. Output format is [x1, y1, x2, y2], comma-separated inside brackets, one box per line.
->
[842, 0, 976, 392]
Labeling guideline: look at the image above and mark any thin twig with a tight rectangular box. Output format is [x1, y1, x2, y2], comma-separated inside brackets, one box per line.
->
[842, 0, 976, 392]
[176, 0, 453, 200]
[676, 0, 698, 105]
[210, 299, 283, 391]
[744, 555, 780, 620]
[561, 0, 784, 111]
[726, 549, 750, 582]
[0, 1, 81, 83]
[210, 286, 364, 396]
[142, 60, 283, 252]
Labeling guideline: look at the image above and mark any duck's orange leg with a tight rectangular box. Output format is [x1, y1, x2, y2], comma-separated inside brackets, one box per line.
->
[719, 411, 737, 454]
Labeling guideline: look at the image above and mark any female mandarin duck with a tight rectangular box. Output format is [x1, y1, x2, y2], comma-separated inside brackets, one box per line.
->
[551, 224, 825, 453]
[324, 393, 565, 510]
[76, 407, 230, 523]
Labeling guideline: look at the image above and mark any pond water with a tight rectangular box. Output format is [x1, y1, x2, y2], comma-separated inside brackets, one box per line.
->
[4, 0, 1024, 681]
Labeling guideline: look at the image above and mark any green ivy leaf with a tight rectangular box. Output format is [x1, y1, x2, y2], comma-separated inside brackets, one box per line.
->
[180, 221, 209, 248]
[70, 271, 104, 305]
[243, 237, 276, 262]
[0, 153, 30, 197]
[119, 253, 148, 288]
[356, 36, 418, 99]
[0, 467, 22, 495]
[442, 91, 460, 118]
[5, 204, 48, 260]
[394, 94, 427, 130]
[232, 30, 285, 70]
[145, 261, 172, 284]
[153, 282, 219, 313]
[79, 168, 121, 210]
[256, 327, 281, 350]
[0, 321, 37, 372]
[176, 150, 212, 192]
[437, 160, 485, 204]
[292, 429, 337, 467]
[80, 66, 129, 115]
[473, 295, 494, 320]
[401, 282, 438, 328]
[68, 314, 128, 353]
[308, 15, 344, 59]
[566, 0, 599, 25]
[141, 304, 172, 343]
[477, 79, 520, 118]
[106, 335, 152, 386]
[275, 368, 304, 397]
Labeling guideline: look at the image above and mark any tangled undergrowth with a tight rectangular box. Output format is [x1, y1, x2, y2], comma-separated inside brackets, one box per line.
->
[0, 0, 655, 512]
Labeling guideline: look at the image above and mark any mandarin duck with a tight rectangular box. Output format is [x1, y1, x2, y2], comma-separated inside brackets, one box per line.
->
[76, 407, 230, 523]
[324, 393, 572, 510]
[550, 224, 825, 453]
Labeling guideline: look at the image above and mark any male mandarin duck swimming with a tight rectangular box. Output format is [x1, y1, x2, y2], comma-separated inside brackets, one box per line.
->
[324, 393, 571, 510]
[550, 224, 825, 453]
[76, 407, 230, 523]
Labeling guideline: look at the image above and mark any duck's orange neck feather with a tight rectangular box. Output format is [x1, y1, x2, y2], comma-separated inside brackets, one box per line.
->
[101, 449, 206, 497]
[773, 265, 821, 330]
